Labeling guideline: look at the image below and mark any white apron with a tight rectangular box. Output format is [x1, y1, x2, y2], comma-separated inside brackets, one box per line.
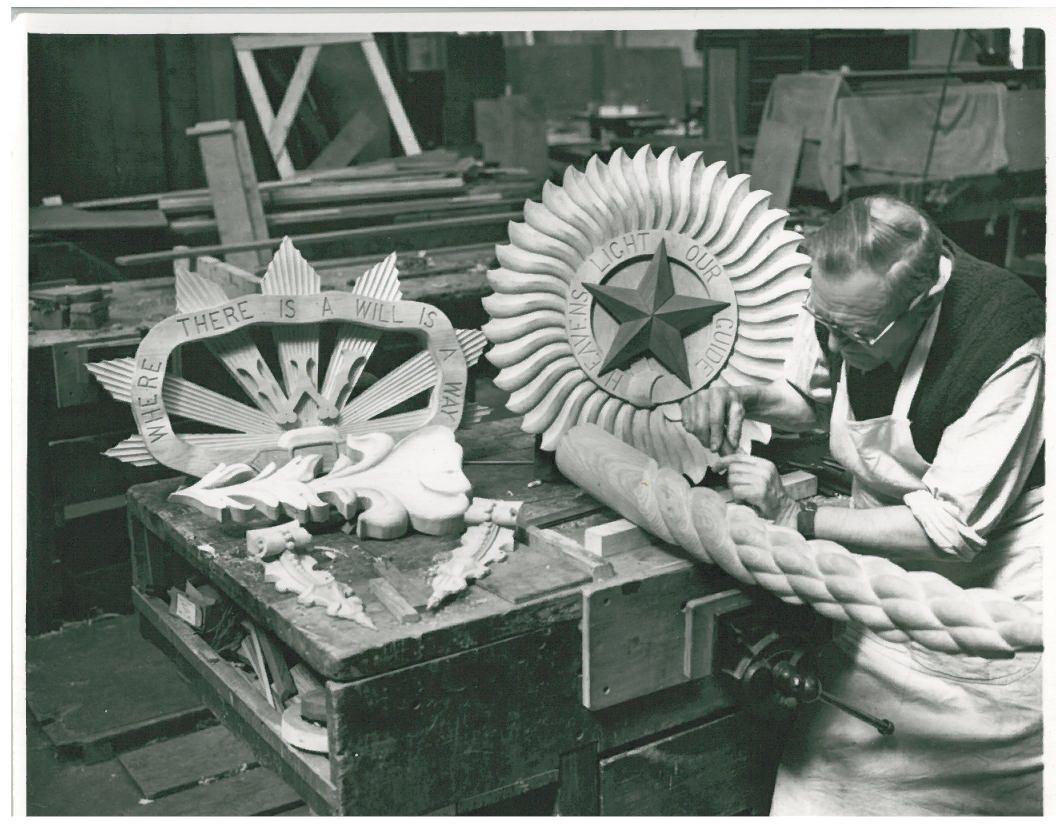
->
[770, 304, 1044, 816]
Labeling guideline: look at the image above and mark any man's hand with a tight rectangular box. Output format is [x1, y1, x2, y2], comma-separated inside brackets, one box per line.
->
[714, 454, 797, 525]
[680, 383, 757, 453]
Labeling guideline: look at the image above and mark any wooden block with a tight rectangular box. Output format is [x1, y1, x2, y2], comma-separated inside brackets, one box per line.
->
[371, 559, 433, 611]
[193, 254, 262, 300]
[369, 577, 420, 623]
[186, 119, 271, 270]
[289, 663, 324, 700]
[168, 587, 202, 628]
[256, 628, 298, 705]
[781, 469, 818, 502]
[69, 302, 110, 329]
[750, 119, 804, 210]
[581, 565, 726, 710]
[30, 284, 104, 304]
[474, 542, 591, 604]
[124, 766, 303, 816]
[30, 301, 66, 329]
[683, 589, 752, 680]
[298, 688, 329, 724]
[525, 526, 615, 581]
[117, 724, 258, 799]
[583, 519, 649, 558]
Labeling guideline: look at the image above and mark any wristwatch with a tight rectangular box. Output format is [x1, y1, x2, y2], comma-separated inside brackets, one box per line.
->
[796, 500, 818, 539]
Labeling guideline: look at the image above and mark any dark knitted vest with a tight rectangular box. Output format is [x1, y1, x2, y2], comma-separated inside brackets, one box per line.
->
[814, 241, 1045, 491]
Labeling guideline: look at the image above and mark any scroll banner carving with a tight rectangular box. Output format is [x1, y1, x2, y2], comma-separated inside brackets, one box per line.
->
[87, 239, 486, 477]
[482, 146, 810, 480]
[556, 424, 1042, 660]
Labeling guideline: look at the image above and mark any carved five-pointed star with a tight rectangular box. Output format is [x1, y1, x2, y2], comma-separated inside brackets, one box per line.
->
[583, 240, 730, 386]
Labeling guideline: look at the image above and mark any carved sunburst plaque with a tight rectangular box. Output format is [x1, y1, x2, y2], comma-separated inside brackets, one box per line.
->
[88, 239, 486, 478]
[481, 146, 811, 479]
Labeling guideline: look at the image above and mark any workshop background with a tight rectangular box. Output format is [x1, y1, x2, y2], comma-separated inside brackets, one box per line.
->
[26, 28, 1046, 816]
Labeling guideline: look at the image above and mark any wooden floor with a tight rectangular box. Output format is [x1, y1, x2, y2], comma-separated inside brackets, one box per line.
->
[26, 615, 308, 816]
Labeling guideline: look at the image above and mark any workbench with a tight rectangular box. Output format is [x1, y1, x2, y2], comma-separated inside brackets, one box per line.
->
[126, 416, 799, 815]
[27, 243, 498, 633]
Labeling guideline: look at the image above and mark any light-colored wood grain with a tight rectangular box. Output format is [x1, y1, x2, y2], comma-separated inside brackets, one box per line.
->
[187, 120, 272, 270]
[281, 702, 329, 754]
[581, 564, 719, 710]
[267, 46, 321, 159]
[427, 523, 513, 610]
[482, 145, 810, 481]
[169, 426, 472, 539]
[263, 551, 375, 629]
[584, 518, 649, 557]
[683, 589, 752, 680]
[233, 49, 295, 178]
[232, 33, 370, 51]
[320, 252, 402, 409]
[369, 577, 420, 623]
[525, 526, 615, 581]
[246, 520, 313, 559]
[190, 255, 262, 299]
[360, 38, 420, 156]
[89, 244, 473, 476]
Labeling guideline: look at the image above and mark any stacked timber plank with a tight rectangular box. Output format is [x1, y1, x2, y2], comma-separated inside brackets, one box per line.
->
[32, 150, 540, 272]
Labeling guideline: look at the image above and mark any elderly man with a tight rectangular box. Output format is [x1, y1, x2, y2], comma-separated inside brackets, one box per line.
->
[681, 195, 1044, 816]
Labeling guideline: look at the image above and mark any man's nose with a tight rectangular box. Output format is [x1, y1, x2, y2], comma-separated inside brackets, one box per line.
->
[827, 329, 842, 352]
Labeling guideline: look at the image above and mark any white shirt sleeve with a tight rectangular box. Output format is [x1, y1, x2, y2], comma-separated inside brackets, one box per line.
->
[782, 308, 833, 428]
[903, 335, 1045, 560]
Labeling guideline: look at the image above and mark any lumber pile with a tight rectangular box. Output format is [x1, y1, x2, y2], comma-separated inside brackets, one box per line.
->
[34, 150, 538, 238]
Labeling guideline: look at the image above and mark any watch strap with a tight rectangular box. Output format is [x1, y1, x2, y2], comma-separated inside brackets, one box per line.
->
[796, 500, 818, 539]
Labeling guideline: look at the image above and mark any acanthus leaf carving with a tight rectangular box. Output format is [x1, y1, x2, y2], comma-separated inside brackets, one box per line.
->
[262, 551, 375, 629]
[168, 425, 472, 538]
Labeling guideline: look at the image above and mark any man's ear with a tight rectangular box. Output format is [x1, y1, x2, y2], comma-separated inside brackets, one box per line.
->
[925, 255, 953, 300]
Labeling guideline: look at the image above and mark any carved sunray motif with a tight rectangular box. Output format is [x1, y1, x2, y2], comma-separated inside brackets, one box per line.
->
[338, 328, 487, 429]
[260, 239, 333, 424]
[481, 145, 810, 479]
[174, 262, 294, 424]
[88, 240, 483, 476]
[320, 252, 402, 410]
[85, 358, 280, 434]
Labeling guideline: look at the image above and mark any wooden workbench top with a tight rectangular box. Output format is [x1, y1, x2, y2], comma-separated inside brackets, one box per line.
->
[127, 416, 630, 683]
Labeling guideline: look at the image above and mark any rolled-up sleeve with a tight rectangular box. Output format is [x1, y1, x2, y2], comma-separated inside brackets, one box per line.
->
[903, 336, 1045, 560]
[783, 308, 834, 429]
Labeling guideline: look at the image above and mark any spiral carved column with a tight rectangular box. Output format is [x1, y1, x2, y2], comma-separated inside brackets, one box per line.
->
[556, 424, 1042, 659]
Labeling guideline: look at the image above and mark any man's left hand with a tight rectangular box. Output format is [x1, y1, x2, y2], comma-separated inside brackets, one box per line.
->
[714, 454, 798, 526]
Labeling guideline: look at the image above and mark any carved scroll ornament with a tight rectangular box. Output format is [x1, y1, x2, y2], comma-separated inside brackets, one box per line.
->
[87, 239, 485, 477]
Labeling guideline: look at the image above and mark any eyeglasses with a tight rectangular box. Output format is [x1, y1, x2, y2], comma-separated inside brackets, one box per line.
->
[802, 287, 933, 350]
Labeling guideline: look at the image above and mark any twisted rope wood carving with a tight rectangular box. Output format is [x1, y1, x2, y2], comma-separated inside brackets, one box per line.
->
[556, 424, 1042, 659]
